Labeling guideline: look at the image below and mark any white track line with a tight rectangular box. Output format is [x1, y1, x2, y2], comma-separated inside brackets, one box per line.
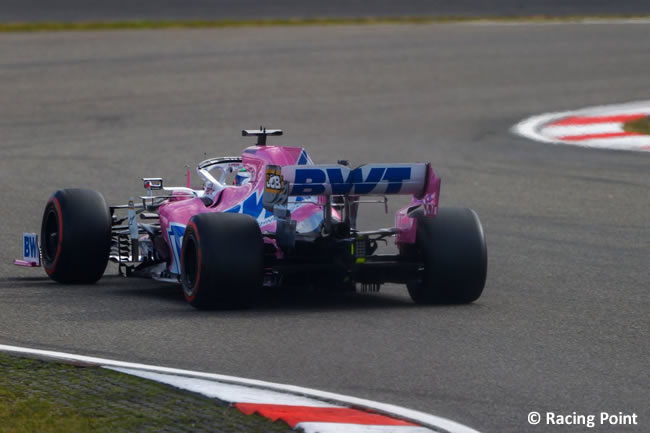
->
[297, 423, 439, 433]
[541, 122, 623, 137]
[0, 344, 481, 433]
[466, 18, 650, 27]
[110, 367, 338, 407]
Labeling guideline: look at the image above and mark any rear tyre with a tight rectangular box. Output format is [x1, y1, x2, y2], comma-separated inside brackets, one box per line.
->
[40, 188, 112, 284]
[181, 213, 263, 309]
[406, 207, 487, 304]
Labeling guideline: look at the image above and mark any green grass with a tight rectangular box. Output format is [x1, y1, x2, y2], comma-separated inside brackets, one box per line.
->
[0, 352, 293, 433]
[0, 389, 97, 433]
[623, 116, 650, 135]
[0, 14, 649, 32]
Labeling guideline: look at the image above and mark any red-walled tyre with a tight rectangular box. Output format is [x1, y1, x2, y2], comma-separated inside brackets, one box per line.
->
[40, 189, 112, 284]
[181, 213, 263, 310]
[406, 207, 487, 304]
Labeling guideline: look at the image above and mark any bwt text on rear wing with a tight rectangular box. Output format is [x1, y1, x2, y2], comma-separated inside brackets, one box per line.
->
[282, 163, 436, 197]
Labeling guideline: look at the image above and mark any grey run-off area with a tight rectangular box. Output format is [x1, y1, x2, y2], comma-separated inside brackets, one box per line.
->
[0, 22, 648, 433]
[2, 0, 650, 22]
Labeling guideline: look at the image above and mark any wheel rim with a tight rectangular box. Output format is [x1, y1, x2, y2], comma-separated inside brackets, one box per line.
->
[182, 237, 198, 297]
[42, 207, 59, 264]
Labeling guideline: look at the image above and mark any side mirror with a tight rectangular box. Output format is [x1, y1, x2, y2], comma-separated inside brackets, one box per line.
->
[142, 177, 163, 191]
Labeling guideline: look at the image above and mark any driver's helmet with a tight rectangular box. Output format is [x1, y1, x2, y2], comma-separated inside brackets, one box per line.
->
[234, 167, 252, 186]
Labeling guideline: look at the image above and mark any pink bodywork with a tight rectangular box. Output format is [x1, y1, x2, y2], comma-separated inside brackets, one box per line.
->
[394, 163, 441, 245]
[158, 145, 323, 273]
[158, 145, 440, 273]
[13, 259, 39, 267]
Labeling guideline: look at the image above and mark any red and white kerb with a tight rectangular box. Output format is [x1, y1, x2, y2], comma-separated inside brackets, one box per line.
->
[0, 344, 480, 433]
[513, 101, 650, 152]
[111, 369, 456, 433]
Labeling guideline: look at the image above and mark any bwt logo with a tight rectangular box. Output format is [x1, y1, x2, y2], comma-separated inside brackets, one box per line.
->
[290, 166, 412, 195]
[24, 235, 39, 259]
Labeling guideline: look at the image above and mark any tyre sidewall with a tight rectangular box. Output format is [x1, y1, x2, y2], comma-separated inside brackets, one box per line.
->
[40, 189, 112, 284]
[408, 207, 487, 304]
[181, 213, 263, 309]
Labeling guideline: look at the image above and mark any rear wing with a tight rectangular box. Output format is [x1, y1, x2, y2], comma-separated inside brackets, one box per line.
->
[281, 163, 429, 196]
[264, 162, 440, 246]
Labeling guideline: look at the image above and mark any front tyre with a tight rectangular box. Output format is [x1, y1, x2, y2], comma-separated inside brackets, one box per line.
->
[407, 207, 487, 304]
[41, 188, 112, 284]
[181, 213, 263, 309]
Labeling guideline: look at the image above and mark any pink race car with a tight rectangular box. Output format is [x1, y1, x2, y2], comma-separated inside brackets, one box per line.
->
[16, 128, 487, 309]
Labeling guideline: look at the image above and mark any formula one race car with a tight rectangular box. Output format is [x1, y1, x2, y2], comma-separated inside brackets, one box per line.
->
[16, 128, 487, 309]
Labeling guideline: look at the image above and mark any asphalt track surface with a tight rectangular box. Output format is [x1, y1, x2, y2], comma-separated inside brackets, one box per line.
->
[3, 0, 650, 22]
[0, 22, 648, 433]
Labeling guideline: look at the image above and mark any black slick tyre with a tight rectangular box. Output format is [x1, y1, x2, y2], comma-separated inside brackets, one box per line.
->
[40, 188, 112, 284]
[406, 207, 487, 304]
[181, 213, 263, 309]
